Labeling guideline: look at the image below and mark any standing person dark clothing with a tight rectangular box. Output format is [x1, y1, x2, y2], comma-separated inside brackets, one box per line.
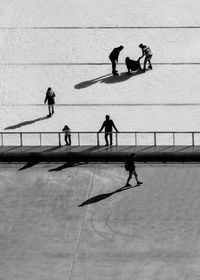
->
[125, 153, 142, 186]
[44, 87, 56, 117]
[139, 44, 153, 72]
[62, 125, 71, 145]
[98, 115, 119, 146]
[109, 45, 124, 75]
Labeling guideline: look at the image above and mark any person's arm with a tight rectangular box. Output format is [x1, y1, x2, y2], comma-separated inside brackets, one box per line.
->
[139, 49, 144, 60]
[98, 122, 105, 133]
[112, 121, 119, 133]
[44, 94, 47, 104]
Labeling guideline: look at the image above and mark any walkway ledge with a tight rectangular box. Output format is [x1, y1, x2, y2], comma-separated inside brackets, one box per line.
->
[0, 145, 200, 162]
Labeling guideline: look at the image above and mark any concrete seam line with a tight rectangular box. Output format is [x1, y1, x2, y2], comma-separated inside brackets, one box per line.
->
[68, 165, 96, 280]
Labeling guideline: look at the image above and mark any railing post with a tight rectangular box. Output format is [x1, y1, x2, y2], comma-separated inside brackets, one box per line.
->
[173, 132, 175, 146]
[154, 132, 156, 146]
[135, 132, 137, 146]
[39, 133, 42, 146]
[20, 133, 23, 146]
[78, 133, 80, 146]
[97, 133, 100, 146]
[1, 133, 3, 146]
[192, 132, 194, 146]
[58, 132, 61, 147]
[116, 132, 118, 146]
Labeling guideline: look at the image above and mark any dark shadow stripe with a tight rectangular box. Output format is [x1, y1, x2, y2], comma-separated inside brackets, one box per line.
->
[0, 62, 200, 66]
[2, 103, 200, 107]
[1, 26, 200, 30]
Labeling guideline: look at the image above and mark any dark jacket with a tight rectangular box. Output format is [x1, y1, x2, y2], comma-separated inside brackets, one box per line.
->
[109, 47, 121, 62]
[44, 89, 55, 105]
[99, 119, 118, 133]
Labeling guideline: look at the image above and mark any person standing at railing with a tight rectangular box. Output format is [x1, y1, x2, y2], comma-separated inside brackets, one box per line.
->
[124, 153, 142, 186]
[62, 125, 71, 145]
[44, 87, 56, 117]
[98, 115, 119, 146]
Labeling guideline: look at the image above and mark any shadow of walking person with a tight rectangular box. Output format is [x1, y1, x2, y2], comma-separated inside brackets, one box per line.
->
[79, 184, 139, 207]
[4, 116, 49, 130]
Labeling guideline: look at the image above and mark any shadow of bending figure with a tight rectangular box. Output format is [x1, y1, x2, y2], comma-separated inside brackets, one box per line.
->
[4, 116, 48, 130]
[74, 71, 144, 89]
[79, 184, 139, 207]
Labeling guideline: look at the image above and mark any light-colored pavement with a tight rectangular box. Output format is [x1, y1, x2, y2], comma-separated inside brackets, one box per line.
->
[1, 163, 200, 279]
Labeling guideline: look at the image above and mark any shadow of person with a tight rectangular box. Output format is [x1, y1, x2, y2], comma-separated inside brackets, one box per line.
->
[74, 71, 144, 89]
[79, 184, 139, 207]
[100, 71, 144, 84]
[48, 161, 87, 172]
[4, 116, 49, 130]
[74, 74, 111, 89]
[19, 161, 39, 171]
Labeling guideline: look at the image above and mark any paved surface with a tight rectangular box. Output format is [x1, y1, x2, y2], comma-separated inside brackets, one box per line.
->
[1, 163, 200, 279]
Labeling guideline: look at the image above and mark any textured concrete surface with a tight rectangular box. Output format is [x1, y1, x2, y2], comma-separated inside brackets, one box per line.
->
[0, 163, 200, 279]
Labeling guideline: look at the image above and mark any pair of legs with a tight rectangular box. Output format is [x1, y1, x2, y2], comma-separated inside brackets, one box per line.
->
[126, 169, 142, 186]
[105, 132, 112, 146]
[110, 59, 118, 75]
[143, 55, 153, 72]
[65, 135, 71, 145]
[47, 104, 54, 117]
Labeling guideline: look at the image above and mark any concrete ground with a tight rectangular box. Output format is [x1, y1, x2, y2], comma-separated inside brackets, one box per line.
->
[1, 163, 200, 280]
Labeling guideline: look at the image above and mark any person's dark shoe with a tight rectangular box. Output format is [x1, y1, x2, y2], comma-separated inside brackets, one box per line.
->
[137, 181, 143, 185]
[52, 111, 54, 114]
[148, 65, 152, 69]
[113, 71, 119, 75]
[125, 183, 132, 187]
[47, 114, 52, 117]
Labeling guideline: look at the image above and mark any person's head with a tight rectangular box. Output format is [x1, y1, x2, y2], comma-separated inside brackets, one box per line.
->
[65, 125, 69, 130]
[130, 153, 136, 158]
[139, 44, 144, 49]
[119, 45, 124, 51]
[105, 115, 110, 120]
[125, 57, 130, 62]
[48, 87, 51, 91]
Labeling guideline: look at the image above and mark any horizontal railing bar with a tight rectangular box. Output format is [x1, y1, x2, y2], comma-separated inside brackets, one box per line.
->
[1, 131, 200, 134]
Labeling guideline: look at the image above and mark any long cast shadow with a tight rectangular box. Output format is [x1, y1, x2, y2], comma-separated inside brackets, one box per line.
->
[75, 71, 144, 89]
[79, 184, 139, 207]
[5, 116, 48, 130]
[48, 161, 87, 172]
[19, 161, 39, 171]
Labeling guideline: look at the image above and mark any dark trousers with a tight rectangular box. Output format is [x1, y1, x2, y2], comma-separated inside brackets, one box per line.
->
[105, 132, 112, 146]
[110, 59, 117, 74]
[65, 135, 71, 145]
[144, 55, 152, 71]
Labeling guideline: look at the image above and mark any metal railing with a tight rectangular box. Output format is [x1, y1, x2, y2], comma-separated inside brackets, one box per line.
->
[1, 131, 200, 147]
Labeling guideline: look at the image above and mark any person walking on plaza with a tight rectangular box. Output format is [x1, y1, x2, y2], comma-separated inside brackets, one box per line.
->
[44, 87, 56, 117]
[98, 115, 119, 146]
[125, 153, 142, 186]
[62, 125, 71, 145]
[139, 43, 153, 72]
[109, 45, 124, 75]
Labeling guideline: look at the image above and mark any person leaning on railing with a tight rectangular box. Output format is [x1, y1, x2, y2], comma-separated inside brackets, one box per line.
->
[98, 115, 119, 146]
[62, 125, 71, 145]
